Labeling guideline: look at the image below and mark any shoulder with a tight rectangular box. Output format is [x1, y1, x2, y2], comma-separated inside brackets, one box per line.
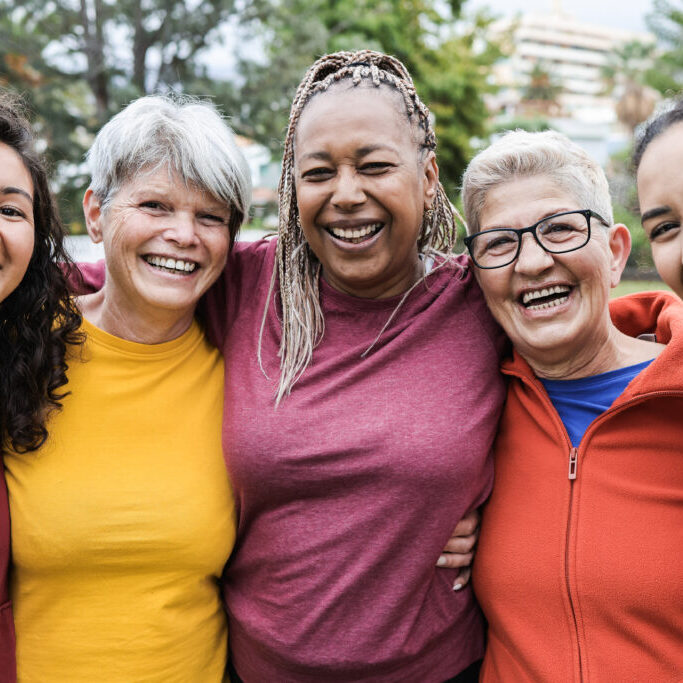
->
[428, 253, 508, 357]
[610, 290, 683, 344]
[200, 237, 278, 346]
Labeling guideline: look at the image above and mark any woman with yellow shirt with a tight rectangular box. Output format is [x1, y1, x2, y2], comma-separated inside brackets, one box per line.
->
[4, 95, 251, 681]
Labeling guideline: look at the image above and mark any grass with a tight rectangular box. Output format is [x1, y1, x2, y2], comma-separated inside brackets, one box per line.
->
[611, 280, 671, 298]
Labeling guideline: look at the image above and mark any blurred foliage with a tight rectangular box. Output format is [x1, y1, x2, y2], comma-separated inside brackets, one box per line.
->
[521, 62, 562, 108]
[646, 0, 683, 95]
[0, 0, 239, 229]
[232, 0, 504, 196]
[490, 116, 551, 134]
[601, 40, 658, 133]
[606, 144, 654, 272]
[0, 0, 503, 227]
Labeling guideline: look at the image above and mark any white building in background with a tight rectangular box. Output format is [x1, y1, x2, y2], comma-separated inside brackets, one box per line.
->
[489, 4, 655, 161]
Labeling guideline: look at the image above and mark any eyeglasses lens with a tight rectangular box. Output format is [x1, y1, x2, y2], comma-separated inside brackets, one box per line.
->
[472, 212, 591, 268]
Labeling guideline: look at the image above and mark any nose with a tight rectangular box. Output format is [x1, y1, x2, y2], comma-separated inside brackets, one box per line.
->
[514, 232, 555, 275]
[331, 167, 366, 210]
[163, 212, 200, 247]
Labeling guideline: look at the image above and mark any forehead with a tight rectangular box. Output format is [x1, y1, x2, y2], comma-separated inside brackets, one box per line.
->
[294, 85, 416, 156]
[0, 141, 33, 196]
[480, 175, 580, 227]
[115, 166, 224, 206]
[637, 122, 683, 187]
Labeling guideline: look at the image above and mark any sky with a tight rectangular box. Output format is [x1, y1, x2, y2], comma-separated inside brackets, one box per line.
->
[468, 0, 655, 34]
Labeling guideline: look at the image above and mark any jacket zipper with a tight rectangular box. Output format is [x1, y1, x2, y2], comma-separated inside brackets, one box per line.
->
[508, 370, 683, 683]
[565, 446, 582, 681]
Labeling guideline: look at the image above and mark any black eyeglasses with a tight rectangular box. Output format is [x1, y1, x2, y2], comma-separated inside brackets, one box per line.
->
[463, 210, 609, 269]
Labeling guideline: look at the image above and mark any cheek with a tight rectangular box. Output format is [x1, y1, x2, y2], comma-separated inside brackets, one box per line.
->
[477, 271, 512, 310]
[206, 231, 231, 268]
[17, 226, 36, 263]
[1, 223, 35, 267]
[651, 242, 681, 278]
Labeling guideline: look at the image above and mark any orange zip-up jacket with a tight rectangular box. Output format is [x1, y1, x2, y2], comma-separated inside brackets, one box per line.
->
[473, 291, 683, 682]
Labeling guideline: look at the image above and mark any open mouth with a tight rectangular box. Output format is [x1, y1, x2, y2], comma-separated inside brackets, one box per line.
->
[520, 284, 572, 311]
[143, 255, 198, 274]
[325, 222, 384, 245]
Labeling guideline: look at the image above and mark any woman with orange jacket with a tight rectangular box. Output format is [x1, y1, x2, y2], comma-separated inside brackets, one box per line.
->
[462, 130, 683, 682]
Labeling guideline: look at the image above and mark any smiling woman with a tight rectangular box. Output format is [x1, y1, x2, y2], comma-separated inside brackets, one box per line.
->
[462, 130, 683, 681]
[634, 98, 683, 299]
[3, 95, 251, 681]
[196, 50, 507, 683]
[0, 91, 82, 683]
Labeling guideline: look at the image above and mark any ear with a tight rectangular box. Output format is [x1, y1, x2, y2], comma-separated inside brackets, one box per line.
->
[608, 223, 631, 288]
[83, 188, 104, 244]
[421, 150, 439, 210]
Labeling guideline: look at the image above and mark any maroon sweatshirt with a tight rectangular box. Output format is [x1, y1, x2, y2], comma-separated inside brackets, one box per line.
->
[203, 239, 506, 682]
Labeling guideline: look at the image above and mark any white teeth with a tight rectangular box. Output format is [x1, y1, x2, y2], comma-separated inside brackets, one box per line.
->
[330, 222, 383, 240]
[522, 284, 570, 305]
[144, 255, 197, 273]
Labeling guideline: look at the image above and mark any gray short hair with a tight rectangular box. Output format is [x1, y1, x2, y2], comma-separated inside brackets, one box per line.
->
[86, 95, 252, 242]
[462, 130, 613, 234]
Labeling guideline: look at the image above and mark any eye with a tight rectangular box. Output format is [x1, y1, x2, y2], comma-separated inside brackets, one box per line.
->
[139, 200, 166, 211]
[649, 221, 680, 242]
[479, 232, 517, 254]
[198, 212, 228, 226]
[0, 206, 27, 219]
[360, 162, 393, 174]
[301, 167, 334, 181]
[539, 220, 583, 243]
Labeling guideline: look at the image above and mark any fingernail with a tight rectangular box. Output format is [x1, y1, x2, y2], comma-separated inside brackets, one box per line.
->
[436, 555, 447, 567]
[453, 583, 463, 591]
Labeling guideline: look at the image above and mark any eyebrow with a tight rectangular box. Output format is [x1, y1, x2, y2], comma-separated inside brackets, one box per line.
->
[640, 206, 671, 224]
[1, 186, 33, 202]
[299, 144, 397, 163]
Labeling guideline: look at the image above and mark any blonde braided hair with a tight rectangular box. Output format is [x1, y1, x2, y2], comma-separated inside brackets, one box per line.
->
[260, 50, 460, 404]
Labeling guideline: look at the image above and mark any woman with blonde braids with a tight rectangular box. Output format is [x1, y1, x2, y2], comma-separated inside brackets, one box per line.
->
[197, 50, 506, 682]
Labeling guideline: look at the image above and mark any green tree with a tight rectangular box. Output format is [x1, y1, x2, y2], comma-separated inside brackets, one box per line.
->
[646, 0, 683, 94]
[601, 40, 658, 134]
[519, 61, 562, 117]
[232, 0, 502, 195]
[0, 0, 239, 228]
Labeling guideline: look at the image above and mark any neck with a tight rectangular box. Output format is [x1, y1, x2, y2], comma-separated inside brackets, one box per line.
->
[323, 258, 425, 300]
[525, 324, 662, 380]
[76, 288, 195, 344]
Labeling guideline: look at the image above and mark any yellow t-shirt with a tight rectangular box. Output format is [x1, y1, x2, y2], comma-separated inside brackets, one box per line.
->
[5, 317, 235, 682]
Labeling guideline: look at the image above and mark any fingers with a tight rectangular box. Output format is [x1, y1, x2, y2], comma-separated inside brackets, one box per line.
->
[452, 567, 471, 592]
[436, 551, 473, 570]
[442, 532, 477, 555]
[451, 508, 481, 537]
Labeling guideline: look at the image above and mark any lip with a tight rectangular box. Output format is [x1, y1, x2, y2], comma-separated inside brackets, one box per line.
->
[516, 281, 575, 317]
[140, 253, 201, 277]
[321, 217, 387, 251]
[323, 225, 385, 252]
[325, 218, 385, 231]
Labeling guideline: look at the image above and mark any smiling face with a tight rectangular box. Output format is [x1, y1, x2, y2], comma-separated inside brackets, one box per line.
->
[83, 168, 231, 328]
[637, 121, 683, 299]
[0, 141, 35, 303]
[293, 86, 437, 299]
[473, 176, 630, 373]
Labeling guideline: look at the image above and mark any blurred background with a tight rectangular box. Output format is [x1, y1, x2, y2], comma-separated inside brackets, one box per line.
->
[1, 0, 681, 290]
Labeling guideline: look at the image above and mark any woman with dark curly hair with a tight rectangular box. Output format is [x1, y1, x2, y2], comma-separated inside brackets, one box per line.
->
[0, 91, 81, 682]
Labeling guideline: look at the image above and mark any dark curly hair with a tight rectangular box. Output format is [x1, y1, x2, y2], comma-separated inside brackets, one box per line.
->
[633, 98, 683, 171]
[0, 90, 82, 453]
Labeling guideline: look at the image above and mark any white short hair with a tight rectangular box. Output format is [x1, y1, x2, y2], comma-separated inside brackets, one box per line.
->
[462, 130, 613, 234]
[86, 95, 252, 239]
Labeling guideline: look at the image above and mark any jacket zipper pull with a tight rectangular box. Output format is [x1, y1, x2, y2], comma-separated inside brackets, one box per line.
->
[568, 447, 578, 480]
